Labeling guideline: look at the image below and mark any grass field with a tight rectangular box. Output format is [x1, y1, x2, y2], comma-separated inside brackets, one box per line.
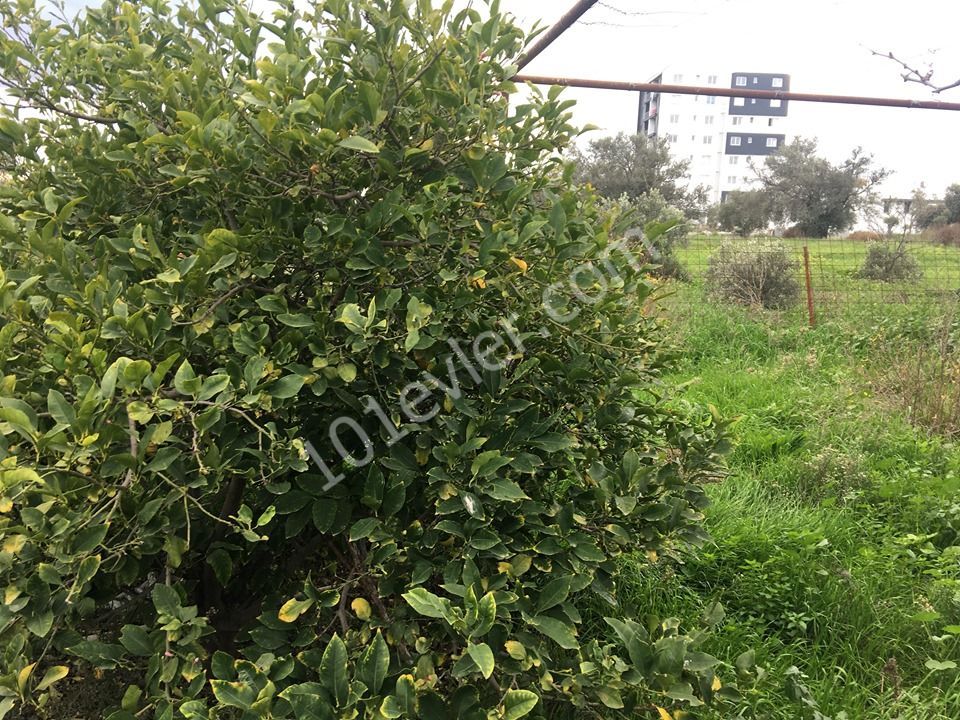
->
[623, 242, 960, 718]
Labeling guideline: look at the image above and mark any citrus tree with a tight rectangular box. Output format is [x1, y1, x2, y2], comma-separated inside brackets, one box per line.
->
[0, 1, 732, 717]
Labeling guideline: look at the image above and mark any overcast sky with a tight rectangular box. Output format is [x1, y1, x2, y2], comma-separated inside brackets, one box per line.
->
[502, 0, 960, 198]
[57, 0, 960, 197]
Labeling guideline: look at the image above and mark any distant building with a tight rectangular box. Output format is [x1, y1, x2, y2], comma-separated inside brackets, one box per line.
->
[638, 69, 791, 205]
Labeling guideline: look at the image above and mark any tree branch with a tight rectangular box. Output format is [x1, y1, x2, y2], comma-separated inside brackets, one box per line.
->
[870, 49, 960, 94]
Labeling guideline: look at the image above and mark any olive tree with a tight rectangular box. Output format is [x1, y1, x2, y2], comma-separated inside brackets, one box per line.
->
[0, 1, 733, 718]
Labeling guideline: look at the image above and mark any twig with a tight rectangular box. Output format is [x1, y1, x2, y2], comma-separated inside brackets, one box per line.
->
[870, 49, 960, 94]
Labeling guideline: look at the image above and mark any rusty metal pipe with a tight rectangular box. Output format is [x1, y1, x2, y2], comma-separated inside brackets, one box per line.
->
[513, 74, 960, 111]
[515, 0, 600, 71]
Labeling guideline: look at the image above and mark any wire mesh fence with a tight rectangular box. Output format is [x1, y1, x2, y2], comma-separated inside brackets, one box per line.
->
[662, 234, 960, 323]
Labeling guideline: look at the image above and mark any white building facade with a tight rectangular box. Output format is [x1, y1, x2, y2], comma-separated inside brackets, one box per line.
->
[637, 70, 792, 205]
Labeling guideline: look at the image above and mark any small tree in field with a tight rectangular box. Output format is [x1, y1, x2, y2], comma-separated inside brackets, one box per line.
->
[715, 191, 773, 237]
[757, 138, 889, 237]
[572, 133, 708, 219]
[0, 1, 732, 718]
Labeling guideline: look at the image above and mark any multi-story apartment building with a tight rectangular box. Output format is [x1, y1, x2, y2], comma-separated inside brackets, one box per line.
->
[638, 70, 791, 205]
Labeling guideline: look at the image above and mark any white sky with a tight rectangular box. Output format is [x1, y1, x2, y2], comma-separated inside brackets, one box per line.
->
[502, 0, 960, 198]
[57, 0, 960, 197]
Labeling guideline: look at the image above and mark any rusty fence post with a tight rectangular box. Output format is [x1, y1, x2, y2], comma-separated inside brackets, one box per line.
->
[802, 245, 816, 328]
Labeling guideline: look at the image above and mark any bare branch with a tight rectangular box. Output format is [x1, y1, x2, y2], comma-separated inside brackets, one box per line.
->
[871, 49, 960, 94]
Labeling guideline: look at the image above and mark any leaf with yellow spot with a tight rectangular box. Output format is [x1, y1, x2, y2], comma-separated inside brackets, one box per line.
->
[4, 586, 21, 605]
[0, 498, 11, 513]
[351, 597, 372, 621]
[646, 549, 658, 563]
[471, 277, 487, 289]
[510, 257, 528, 273]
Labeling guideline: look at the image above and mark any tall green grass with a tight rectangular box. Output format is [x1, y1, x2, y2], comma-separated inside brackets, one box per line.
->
[623, 286, 960, 718]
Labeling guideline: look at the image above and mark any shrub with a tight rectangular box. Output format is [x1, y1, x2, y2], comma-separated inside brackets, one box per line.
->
[781, 225, 806, 239]
[847, 230, 883, 242]
[706, 240, 802, 309]
[0, 1, 732, 718]
[930, 223, 960, 247]
[600, 193, 690, 280]
[856, 242, 924, 282]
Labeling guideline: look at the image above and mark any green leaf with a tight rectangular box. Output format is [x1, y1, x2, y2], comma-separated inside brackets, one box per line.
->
[173, 359, 199, 395]
[502, 689, 539, 720]
[349, 517, 380, 541]
[47, 389, 76, 426]
[319, 634, 349, 707]
[402, 588, 448, 619]
[71, 525, 108, 554]
[151, 585, 181, 616]
[529, 615, 578, 650]
[120, 625, 156, 657]
[466, 643, 495, 679]
[271, 375, 305, 399]
[470, 592, 497, 638]
[925, 659, 958, 671]
[211, 680, 257, 710]
[357, 632, 390, 694]
[536, 576, 571, 613]
[338, 135, 380, 154]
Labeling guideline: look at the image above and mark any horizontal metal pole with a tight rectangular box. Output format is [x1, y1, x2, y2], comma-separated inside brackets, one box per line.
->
[513, 74, 960, 111]
[516, 0, 600, 72]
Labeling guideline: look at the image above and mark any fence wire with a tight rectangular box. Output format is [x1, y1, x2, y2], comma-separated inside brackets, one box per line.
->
[662, 234, 960, 323]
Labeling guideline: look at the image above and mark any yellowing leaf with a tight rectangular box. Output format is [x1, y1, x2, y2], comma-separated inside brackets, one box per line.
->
[3, 534, 26, 555]
[655, 707, 672, 720]
[351, 597, 372, 621]
[504, 640, 526, 660]
[17, 663, 36, 694]
[0, 498, 11, 513]
[510, 257, 528, 273]
[36, 665, 69, 692]
[646, 549, 658, 563]
[277, 597, 314, 623]
[711, 676, 722, 691]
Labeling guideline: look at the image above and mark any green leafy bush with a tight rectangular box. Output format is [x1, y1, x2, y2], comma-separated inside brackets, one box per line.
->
[705, 241, 801, 309]
[856, 242, 923, 282]
[600, 193, 689, 280]
[0, 1, 731, 718]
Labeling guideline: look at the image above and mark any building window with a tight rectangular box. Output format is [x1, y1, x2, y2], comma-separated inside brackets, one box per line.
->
[728, 176, 738, 184]
[735, 76, 747, 86]
[733, 98, 745, 106]
[691, 115, 697, 122]
[772, 77, 784, 88]
[753, 76, 759, 83]
[708, 75, 718, 84]
[750, 98, 757, 104]
[729, 156, 739, 165]
[732, 117, 743, 125]
[703, 136, 713, 144]
[747, 137, 753, 144]
[768, 118, 775, 126]
[729, 136, 742, 146]
[707, 96, 716, 104]
[667, 134, 678, 142]
[669, 114, 680, 123]
[673, 74, 683, 82]
[770, 99, 782, 108]
[766, 138, 778, 148]
[705, 116, 714, 125]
